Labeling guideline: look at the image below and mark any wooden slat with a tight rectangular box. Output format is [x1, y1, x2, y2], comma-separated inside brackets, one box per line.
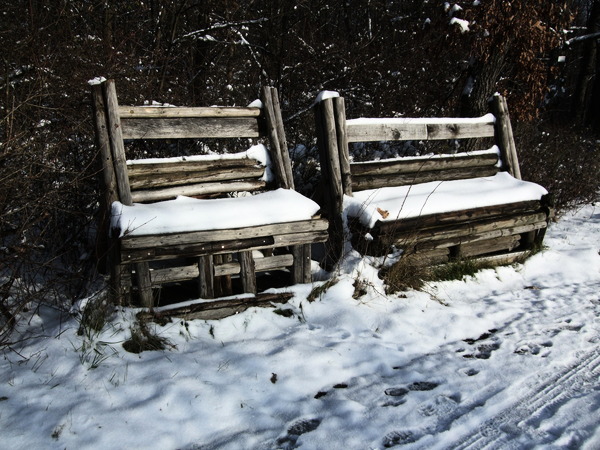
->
[459, 235, 521, 258]
[346, 119, 495, 142]
[138, 292, 294, 322]
[198, 255, 215, 298]
[375, 200, 543, 235]
[120, 117, 260, 139]
[121, 219, 328, 249]
[122, 229, 329, 263]
[130, 179, 267, 202]
[127, 157, 261, 176]
[333, 97, 353, 196]
[104, 80, 133, 205]
[214, 254, 295, 277]
[491, 95, 521, 179]
[347, 121, 427, 142]
[352, 166, 499, 191]
[390, 214, 548, 248]
[350, 152, 499, 177]
[426, 122, 495, 140]
[146, 254, 295, 286]
[118, 106, 261, 118]
[128, 165, 265, 190]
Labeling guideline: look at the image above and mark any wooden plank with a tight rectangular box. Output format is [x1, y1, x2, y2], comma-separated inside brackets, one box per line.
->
[392, 219, 548, 250]
[459, 235, 521, 258]
[130, 179, 267, 202]
[333, 97, 353, 196]
[120, 117, 260, 139]
[470, 250, 530, 266]
[491, 95, 521, 179]
[350, 152, 499, 177]
[268, 87, 295, 189]
[426, 121, 495, 140]
[352, 166, 499, 191]
[128, 166, 265, 190]
[91, 85, 119, 206]
[121, 219, 328, 250]
[127, 158, 261, 176]
[104, 80, 133, 205]
[214, 254, 295, 276]
[139, 292, 294, 322]
[146, 254, 295, 286]
[122, 229, 329, 263]
[346, 119, 495, 142]
[135, 261, 154, 307]
[198, 255, 215, 298]
[261, 87, 292, 189]
[347, 121, 427, 142]
[118, 106, 261, 118]
[239, 251, 257, 294]
[375, 200, 543, 235]
[291, 245, 305, 284]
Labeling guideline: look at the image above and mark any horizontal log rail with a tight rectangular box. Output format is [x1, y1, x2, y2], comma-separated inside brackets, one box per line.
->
[118, 106, 261, 118]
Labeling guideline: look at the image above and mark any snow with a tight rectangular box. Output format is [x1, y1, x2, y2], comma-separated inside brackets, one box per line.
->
[450, 17, 471, 33]
[112, 188, 321, 237]
[348, 112, 495, 126]
[2, 201, 600, 449]
[316, 90, 340, 103]
[346, 171, 548, 228]
[87, 76, 107, 85]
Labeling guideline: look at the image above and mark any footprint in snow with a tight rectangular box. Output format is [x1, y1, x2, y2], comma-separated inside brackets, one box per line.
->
[276, 418, 321, 448]
[382, 430, 417, 447]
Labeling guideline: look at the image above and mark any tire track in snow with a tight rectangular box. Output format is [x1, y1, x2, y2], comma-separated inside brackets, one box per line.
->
[446, 346, 600, 450]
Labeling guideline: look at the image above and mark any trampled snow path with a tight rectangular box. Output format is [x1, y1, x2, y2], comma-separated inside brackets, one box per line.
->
[1, 201, 599, 449]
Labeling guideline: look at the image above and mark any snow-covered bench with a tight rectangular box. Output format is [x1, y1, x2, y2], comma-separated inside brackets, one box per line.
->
[91, 80, 327, 307]
[315, 92, 552, 266]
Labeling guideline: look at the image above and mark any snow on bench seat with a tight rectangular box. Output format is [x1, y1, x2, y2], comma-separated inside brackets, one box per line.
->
[112, 188, 322, 237]
[345, 172, 548, 229]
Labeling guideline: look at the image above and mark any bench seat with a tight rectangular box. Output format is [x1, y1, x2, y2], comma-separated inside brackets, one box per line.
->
[346, 171, 548, 229]
[113, 188, 322, 237]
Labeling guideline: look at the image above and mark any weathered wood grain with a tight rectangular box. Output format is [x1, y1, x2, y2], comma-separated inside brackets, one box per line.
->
[130, 179, 267, 202]
[118, 106, 261, 118]
[121, 117, 260, 139]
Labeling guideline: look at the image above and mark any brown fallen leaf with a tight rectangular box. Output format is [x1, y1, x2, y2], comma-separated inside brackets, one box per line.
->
[377, 207, 389, 219]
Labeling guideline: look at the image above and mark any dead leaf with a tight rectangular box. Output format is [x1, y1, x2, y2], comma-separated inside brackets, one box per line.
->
[377, 207, 389, 219]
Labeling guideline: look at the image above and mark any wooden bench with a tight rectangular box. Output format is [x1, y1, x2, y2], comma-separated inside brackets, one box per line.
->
[92, 79, 328, 307]
[315, 92, 553, 267]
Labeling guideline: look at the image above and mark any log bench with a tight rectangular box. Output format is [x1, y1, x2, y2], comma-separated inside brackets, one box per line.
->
[315, 92, 552, 267]
[92, 80, 327, 307]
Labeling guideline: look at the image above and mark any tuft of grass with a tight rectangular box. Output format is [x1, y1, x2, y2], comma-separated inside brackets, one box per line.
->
[123, 316, 173, 354]
[273, 308, 294, 318]
[428, 259, 484, 282]
[77, 291, 112, 337]
[307, 277, 338, 302]
[380, 255, 429, 294]
[352, 278, 368, 299]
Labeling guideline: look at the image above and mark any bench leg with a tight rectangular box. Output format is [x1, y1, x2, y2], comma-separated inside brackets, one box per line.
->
[214, 254, 233, 297]
[239, 251, 257, 294]
[198, 255, 215, 299]
[135, 262, 153, 308]
[292, 244, 312, 284]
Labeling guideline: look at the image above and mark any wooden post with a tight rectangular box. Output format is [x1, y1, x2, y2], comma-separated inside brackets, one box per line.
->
[269, 87, 295, 189]
[261, 87, 292, 189]
[315, 97, 345, 267]
[101, 79, 153, 307]
[198, 255, 215, 298]
[491, 94, 522, 180]
[239, 251, 257, 294]
[332, 97, 353, 196]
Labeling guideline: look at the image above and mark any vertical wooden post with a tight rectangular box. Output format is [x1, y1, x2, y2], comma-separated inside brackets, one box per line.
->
[198, 255, 215, 298]
[101, 79, 153, 308]
[491, 94, 522, 180]
[269, 87, 295, 188]
[239, 251, 257, 294]
[332, 97, 353, 196]
[315, 97, 345, 268]
[261, 87, 292, 189]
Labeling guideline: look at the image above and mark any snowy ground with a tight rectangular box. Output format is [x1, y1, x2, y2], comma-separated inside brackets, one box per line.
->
[2, 201, 599, 449]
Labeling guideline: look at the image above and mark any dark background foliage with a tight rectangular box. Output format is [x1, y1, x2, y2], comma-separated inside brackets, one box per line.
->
[1, 0, 599, 342]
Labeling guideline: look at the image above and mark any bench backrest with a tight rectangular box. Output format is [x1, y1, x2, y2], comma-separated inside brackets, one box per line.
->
[315, 93, 522, 202]
[92, 80, 293, 208]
